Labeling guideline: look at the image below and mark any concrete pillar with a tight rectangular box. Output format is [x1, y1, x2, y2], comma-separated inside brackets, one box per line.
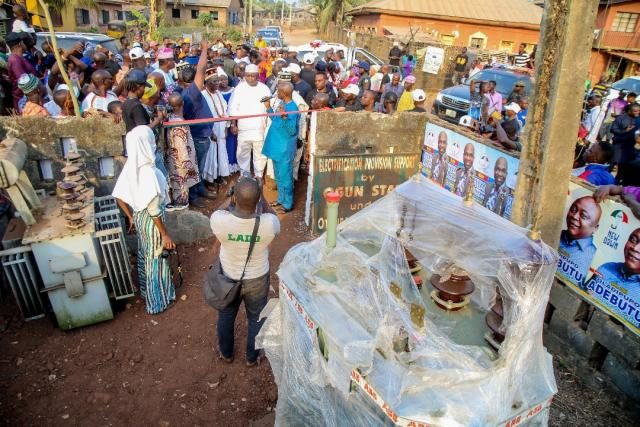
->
[511, 0, 598, 247]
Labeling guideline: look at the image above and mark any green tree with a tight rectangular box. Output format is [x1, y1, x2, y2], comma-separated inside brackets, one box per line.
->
[198, 12, 219, 36]
[310, 0, 367, 32]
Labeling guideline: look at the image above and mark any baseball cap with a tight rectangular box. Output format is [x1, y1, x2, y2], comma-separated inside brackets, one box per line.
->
[157, 47, 174, 60]
[125, 69, 151, 87]
[303, 53, 315, 65]
[412, 89, 426, 102]
[504, 102, 521, 113]
[287, 63, 301, 74]
[245, 63, 259, 74]
[315, 61, 327, 72]
[358, 61, 370, 72]
[342, 84, 360, 96]
[5, 32, 23, 48]
[129, 47, 145, 60]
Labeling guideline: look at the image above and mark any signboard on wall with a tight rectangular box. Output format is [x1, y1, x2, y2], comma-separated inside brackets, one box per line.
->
[557, 182, 640, 336]
[311, 153, 420, 234]
[422, 46, 445, 74]
[421, 123, 520, 220]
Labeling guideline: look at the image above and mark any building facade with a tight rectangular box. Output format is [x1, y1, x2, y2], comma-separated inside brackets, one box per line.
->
[588, 0, 640, 83]
[164, 0, 231, 27]
[347, 0, 542, 53]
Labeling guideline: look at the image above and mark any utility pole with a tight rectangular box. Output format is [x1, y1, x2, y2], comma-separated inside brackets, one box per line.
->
[248, 0, 253, 34]
[511, 0, 598, 247]
[281, 0, 285, 25]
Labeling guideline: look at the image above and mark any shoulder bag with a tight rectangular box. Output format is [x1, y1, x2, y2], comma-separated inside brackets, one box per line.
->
[203, 216, 261, 311]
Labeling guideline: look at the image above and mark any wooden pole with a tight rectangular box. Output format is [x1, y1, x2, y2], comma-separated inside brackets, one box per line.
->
[511, 0, 598, 246]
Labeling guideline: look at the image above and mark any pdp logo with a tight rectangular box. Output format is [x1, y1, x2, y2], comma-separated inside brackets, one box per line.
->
[610, 210, 629, 230]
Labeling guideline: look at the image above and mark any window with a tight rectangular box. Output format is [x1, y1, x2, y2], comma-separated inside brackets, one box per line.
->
[499, 40, 515, 52]
[101, 10, 109, 25]
[172, 8, 180, 18]
[611, 12, 638, 32]
[49, 7, 63, 27]
[116, 10, 124, 20]
[75, 8, 90, 26]
[211, 11, 219, 20]
[191, 10, 199, 19]
[470, 38, 484, 49]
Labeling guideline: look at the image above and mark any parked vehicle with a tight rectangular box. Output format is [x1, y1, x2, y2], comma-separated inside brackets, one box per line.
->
[290, 41, 396, 72]
[36, 32, 119, 56]
[254, 27, 283, 47]
[433, 67, 534, 123]
[262, 25, 283, 40]
[106, 20, 127, 39]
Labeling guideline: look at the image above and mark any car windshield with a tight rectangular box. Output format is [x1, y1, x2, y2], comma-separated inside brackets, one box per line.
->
[257, 30, 279, 38]
[612, 78, 640, 94]
[465, 69, 532, 96]
[37, 35, 118, 55]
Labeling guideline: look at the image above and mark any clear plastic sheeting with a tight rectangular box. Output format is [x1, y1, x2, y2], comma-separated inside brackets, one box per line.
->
[257, 175, 558, 426]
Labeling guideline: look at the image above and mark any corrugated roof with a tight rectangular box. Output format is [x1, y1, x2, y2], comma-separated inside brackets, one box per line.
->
[348, 0, 543, 27]
[165, 0, 231, 7]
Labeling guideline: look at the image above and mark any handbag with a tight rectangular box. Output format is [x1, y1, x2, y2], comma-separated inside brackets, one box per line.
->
[203, 216, 261, 310]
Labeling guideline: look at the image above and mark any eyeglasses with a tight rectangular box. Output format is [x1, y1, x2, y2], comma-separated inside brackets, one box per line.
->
[515, 85, 524, 88]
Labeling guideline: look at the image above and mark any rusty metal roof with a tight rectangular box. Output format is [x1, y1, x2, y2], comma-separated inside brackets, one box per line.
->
[348, 0, 543, 27]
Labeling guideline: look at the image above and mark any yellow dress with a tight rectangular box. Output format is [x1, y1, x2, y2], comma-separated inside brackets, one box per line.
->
[397, 90, 415, 112]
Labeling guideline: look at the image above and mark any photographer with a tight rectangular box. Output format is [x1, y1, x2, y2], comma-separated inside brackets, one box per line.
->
[206, 177, 279, 367]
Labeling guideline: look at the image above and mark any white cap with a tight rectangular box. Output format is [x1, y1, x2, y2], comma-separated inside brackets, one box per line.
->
[342, 84, 360, 96]
[303, 53, 315, 65]
[504, 102, 521, 113]
[412, 89, 426, 102]
[287, 63, 301, 74]
[130, 47, 145, 60]
[245, 63, 259, 74]
[459, 115, 474, 127]
[217, 67, 228, 77]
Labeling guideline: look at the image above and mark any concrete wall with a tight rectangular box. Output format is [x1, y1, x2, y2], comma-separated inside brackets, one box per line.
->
[0, 116, 126, 197]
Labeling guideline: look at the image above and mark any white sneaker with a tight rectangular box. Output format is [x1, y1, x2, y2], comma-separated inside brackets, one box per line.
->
[166, 203, 188, 212]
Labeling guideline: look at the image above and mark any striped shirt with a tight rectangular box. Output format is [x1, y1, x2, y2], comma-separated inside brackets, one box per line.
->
[514, 52, 530, 68]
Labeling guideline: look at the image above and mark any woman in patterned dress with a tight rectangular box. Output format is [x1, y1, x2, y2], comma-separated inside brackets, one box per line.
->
[165, 92, 200, 209]
[112, 125, 176, 314]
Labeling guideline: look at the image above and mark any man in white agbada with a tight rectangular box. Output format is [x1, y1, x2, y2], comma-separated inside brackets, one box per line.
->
[201, 67, 231, 183]
[266, 69, 309, 182]
[227, 63, 271, 180]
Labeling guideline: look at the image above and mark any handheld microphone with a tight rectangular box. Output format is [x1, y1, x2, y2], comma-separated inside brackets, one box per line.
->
[260, 95, 276, 103]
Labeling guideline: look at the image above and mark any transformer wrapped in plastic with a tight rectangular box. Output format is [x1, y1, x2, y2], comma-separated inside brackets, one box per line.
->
[257, 174, 558, 426]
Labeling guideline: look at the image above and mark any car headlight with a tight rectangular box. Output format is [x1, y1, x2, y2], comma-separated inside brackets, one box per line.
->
[436, 93, 443, 103]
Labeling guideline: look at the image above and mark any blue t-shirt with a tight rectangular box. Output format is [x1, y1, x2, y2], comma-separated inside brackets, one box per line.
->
[183, 82, 213, 139]
[578, 164, 615, 186]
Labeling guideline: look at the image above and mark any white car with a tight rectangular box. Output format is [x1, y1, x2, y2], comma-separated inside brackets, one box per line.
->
[290, 41, 393, 72]
[606, 76, 640, 100]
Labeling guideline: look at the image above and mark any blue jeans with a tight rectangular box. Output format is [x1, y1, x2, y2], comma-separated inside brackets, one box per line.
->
[216, 272, 270, 363]
[189, 137, 210, 202]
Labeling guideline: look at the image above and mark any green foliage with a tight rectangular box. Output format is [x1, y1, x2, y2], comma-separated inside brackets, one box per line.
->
[44, 0, 97, 11]
[309, 0, 366, 32]
[197, 12, 219, 32]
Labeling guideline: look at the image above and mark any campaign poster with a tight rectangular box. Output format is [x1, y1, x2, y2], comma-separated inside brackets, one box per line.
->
[422, 46, 445, 75]
[557, 182, 640, 335]
[421, 123, 520, 220]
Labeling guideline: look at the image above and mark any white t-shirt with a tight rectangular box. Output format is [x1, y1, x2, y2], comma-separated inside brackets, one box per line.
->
[12, 20, 35, 33]
[210, 210, 280, 280]
[81, 91, 118, 113]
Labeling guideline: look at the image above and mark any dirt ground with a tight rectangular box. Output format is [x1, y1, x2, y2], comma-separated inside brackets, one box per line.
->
[0, 172, 637, 426]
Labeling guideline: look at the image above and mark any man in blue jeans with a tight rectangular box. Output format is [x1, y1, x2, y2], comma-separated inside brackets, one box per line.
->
[209, 178, 280, 366]
[176, 40, 217, 208]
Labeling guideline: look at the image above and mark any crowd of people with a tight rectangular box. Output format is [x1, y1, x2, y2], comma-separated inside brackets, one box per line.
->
[577, 89, 640, 188]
